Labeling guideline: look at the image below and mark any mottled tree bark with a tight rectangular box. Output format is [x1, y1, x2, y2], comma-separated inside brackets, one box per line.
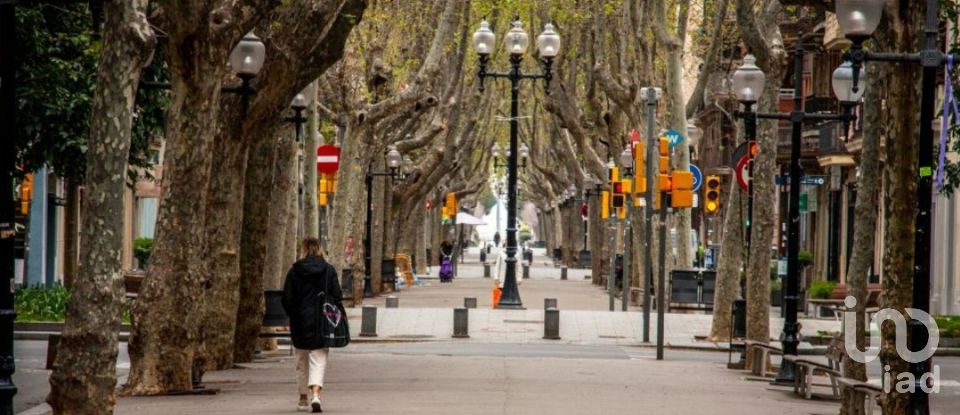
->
[234, 136, 277, 363]
[880, 4, 923, 413]
[62, 180, 80, 289]
[708, 179, 744, 341]
[735, 0, 786, 364]
[48, 1, 155, 411]
[264, 133, 299, 291]
[840, 59, 885, 415]
[304, 83, 321, 239]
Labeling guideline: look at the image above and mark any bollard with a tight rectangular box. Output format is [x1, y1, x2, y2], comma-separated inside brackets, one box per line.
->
[543, 308, 560, 340]
[544, 298, 558, 310]
[522, 264, 530, 279]
[560, 267, 568, 280]
[464, 297, 478, 309]
[386, 296, 399, 308]
[359, 305, 378, 337]
[453, 308, 469, 338]
[484, 263, 491, 278]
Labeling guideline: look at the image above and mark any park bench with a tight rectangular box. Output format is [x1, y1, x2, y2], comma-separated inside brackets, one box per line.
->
[744, 340, 782, 377]
[782, 355, 842, 399]
[668, 270, 715, 312]
[837, 377, 883, 415]
[809, 289, 881, 320]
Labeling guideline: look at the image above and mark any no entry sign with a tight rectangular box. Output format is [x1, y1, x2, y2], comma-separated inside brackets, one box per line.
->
[735, 155, 750, 192]
[316, 145, 341, 174]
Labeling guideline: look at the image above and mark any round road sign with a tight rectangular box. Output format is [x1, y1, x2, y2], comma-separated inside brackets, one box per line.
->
[316, 145, 341, 174]
[735, 155, 750, 192]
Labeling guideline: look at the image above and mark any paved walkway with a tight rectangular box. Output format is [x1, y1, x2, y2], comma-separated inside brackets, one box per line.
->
[108, 345, 841, 415]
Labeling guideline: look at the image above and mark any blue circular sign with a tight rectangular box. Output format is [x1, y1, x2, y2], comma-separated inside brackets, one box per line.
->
[690, 164, 703, 192]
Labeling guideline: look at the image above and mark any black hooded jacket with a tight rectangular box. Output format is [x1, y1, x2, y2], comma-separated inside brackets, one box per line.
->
[281, 255, 343, 350]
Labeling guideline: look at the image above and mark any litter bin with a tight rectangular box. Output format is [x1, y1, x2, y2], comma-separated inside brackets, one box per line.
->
[614, 254, 624, 290]
[480, 250, 487, 263]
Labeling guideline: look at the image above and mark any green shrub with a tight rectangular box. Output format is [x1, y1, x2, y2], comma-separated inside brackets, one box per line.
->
[809, 280, 837, 300]
[134, 237, 154, 269]
[15, 285, 133, 323]
[936, 316, 960, 338]
[798, 250, 814, 269]
[15, 285, 68, 322]
[769, 278, 782, 292]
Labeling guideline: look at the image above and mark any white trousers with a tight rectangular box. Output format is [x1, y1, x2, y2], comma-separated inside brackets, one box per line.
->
[296, 348, 329, 393]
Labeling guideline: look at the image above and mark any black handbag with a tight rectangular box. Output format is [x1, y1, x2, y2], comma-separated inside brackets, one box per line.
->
[318, 268, 350, 348]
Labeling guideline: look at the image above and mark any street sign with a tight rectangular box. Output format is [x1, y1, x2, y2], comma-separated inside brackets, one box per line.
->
[775, 175, 826, 186]
[690, 164, 703, 192]
[799, 193, 808, 213]
[735, 155, 750, 192]
[316, 145, 341, 174]
[663, 129, 684, 148]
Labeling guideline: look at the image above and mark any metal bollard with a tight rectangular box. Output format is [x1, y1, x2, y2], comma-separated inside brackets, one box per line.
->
[359, 305, 378, 337]
[544, 298, 558, 310]
[544, 308, 560, 340]
[522, 264, 530, 279]
[453, 308, 469, 338]
[464, 297, 478, 309]
[560, 267, 568, 280]
[483, 264, 491, 278]
[386, 296, 399, 308]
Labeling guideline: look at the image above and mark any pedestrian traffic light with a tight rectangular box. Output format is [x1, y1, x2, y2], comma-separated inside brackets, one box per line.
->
[704, 175, 721, 215]
[671, 171, 694, 208]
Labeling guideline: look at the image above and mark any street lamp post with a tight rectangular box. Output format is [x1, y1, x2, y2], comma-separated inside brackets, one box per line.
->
[835, 1, 949, 412]
[619, 148, 634, 313]
[641, 87, 661, 345]
[363, 146, 404, 298]
[732, 48, 859, 384]
[1, 5, 16, 413]
[287, 83, 315, 243]
[475, 19, 560, 309]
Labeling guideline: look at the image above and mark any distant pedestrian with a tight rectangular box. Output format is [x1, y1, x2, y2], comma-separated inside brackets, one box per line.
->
[439, 241, 454, 282]
[493, 231, 501, 247]
[282, 238, 350, 413]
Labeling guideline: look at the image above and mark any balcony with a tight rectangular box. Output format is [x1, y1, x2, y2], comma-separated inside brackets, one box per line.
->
[777, 125, 821, 161]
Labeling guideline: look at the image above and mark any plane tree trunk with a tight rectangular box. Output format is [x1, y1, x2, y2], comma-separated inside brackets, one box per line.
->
[47, 1, 155, 411]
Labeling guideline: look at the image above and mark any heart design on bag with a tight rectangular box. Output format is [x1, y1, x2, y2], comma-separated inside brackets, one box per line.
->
[323, 303, 342, 328]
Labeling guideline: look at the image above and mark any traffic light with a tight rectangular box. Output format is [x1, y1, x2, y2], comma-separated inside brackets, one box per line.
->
[633, 142, 647, 193]
[601, 190, 611, 219]
[671, 171, 694, 208]
[704, 175, 721, 215]
[445, 192, 457, 217]
[658, 137, 670, 174]
[19, 173, 34, 216]
[319, 193, 328, 207]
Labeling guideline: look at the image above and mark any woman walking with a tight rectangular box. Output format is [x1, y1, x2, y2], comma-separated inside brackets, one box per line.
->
[282, 238, 349, 412]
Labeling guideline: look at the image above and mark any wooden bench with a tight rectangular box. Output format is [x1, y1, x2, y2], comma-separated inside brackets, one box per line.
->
[837, 377, 883, 415]
[744, 340, 782, 377]
[783, 355, 842, 399]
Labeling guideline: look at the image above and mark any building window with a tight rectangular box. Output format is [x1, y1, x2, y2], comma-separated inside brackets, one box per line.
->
[138, 197, 158, 238]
